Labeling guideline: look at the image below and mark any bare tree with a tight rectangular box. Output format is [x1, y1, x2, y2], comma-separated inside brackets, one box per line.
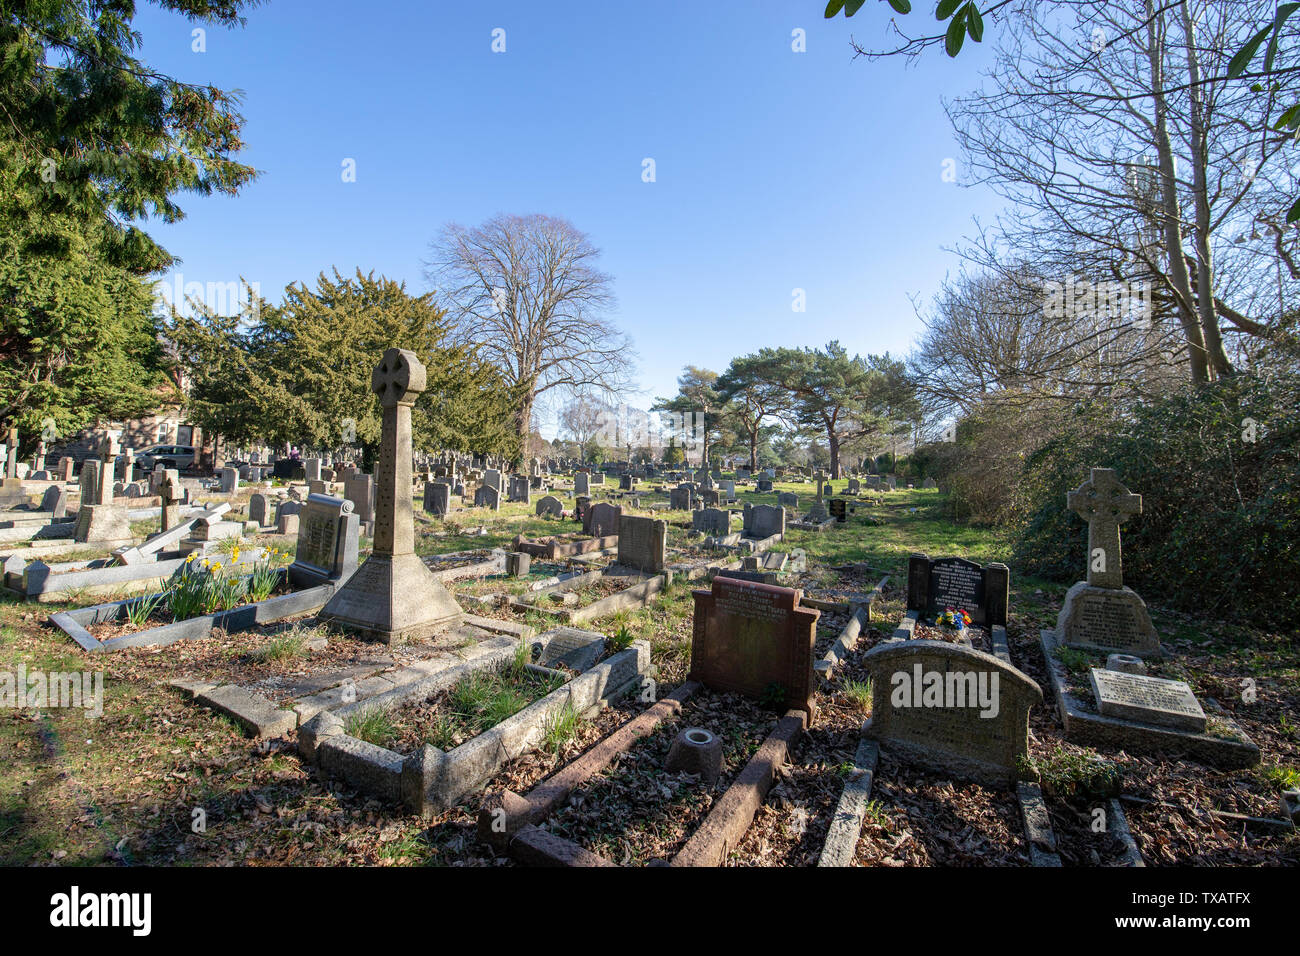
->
[425, 214, 636, 460]
[947, 0, 1297, 384]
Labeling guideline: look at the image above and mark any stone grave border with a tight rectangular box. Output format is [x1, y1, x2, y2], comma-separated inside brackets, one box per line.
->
[509, 568, 672, 625]
[49, 560, 327, 654]
[812, 576, 889, 683]
[487, 707, 806, 867]
[423, 548, 507, 583]
[515, 533, 618, 561]
[1037, 629, 1260, 769]
[175, 625, 532, 738]
[301, 637, 651, 814]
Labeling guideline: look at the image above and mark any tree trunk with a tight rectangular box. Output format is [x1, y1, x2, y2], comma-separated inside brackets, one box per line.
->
[1179, 1, 1233, 379]
[1146, 0, 1211, 384]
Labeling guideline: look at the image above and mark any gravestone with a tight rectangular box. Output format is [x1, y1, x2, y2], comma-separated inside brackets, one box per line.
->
[923, 477, 938, 489]
[159, 469, 182, 532]
[719, 479, 736, 501]
[59, 457, 75, 482]
[40, 485, 67, 519]
[423, 480, 450, 517]
[619, 475, 635, 491]
[483, 469, 502, 492]
[289, 493, 361, 587]
[320, 349, 464, 641]
[538, 627, 606, 673]
[573, 471, 590, 496]
[344, 473, 375, 532]
[73, 436, 128, 542]
[218, 467, 239, 493]
[669, 486, 694, 511]
[303, 459, 323, 482]
[688, 577, 819, 719]
[777, 491, 798, 509]
[828, 499, 847, 523]
[906, 553, 1009, 627]
[860, 641, 1043, 787]
[692, 506, 730, 536]
[586, 502, 622, 538]
[474, 483, 500, 510]
[248, 493, 271, 528]
[1089, 668, 1206, 732]
[805, 471, 829, 523]
[535, 495, 563, 518]
[1057, 468, 1159, 657]
[847, 478, 861, 494]
[508, 475, 531, 503]
[757, 478, 773, 492]
[742, 503, 785, 540]
[617, 514, 667, 573]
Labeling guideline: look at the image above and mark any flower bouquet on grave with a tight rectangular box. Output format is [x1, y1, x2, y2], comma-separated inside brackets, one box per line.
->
[934, 607, 971, 631]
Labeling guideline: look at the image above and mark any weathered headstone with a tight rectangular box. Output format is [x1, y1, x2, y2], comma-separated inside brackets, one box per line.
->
[474, 483, 500, 510]
[586, 502, 622, 538]
[40, 484, 67, 519]
[617, 514, 667, 573]
[669, 485, 694, 511]
[688, 577, 819, 719]
[248, 492, 271, 527]
[691, 506, 730, 537]
[535, 494, 563, 517]
[320, 349, 464, 641]
[1089, 668, 1206, 732]
[573, 471, 590, 496]
[289, 493, 360, 587]
[1057, 468, 1159, 657]
[860, 641, 1043, 787]
[742, 503, 785, 540]
[508, 475, 531, 503]
[423, 480, 450, 516]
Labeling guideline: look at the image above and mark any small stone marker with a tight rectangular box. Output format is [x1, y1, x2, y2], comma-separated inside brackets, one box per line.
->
[617, 514, 667, 572]
[1089, 668, 1206, 732]
[861, 641, 1043, 787]
[248, 492, 271, 527]
[1057, 467, 1159, 657]
[688, 576, 819, 719]
[742, 503, 785, 540]
[691, 506, 730, 537]
[320, 348, 464, 641]
[537, 626, 606, 673]
[424, 480, 450, 516]
[535, 494, 563, 517]
[828, 499, 847, 523]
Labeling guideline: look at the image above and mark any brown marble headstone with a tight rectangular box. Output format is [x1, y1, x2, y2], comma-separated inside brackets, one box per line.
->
[688, 577, 819, 719]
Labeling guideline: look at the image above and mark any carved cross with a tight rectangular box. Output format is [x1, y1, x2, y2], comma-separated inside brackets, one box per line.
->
[1067, 467, 1141, 589]
[372, 349, 426, 408]
[100, 433, 120, 462]
[814, 471, 825, 502]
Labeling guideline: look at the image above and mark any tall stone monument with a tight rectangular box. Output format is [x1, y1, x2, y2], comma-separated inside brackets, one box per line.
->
[1056, 467, 1160, 657]
[321, 348, 464, 643]
[73, 434, 130, 543]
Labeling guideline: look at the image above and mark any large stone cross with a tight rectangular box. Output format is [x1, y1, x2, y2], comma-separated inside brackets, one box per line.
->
[1067, 467, 1141, 589]
[814, 471, 826, 503]
[370, 348, 425, 556]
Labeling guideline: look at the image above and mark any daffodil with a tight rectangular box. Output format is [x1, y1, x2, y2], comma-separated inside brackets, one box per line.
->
[186, 553, 197, 564]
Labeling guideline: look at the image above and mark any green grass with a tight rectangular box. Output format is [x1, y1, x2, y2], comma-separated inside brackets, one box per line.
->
[542, 700, 582, 752]
[345, 708, 399, 746]
[255, 632, 307, 663]
[1262, 765, 1300, 790]
[841, 678, 873, 713]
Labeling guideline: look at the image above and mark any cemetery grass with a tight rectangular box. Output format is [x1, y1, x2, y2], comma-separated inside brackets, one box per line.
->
[0, 486, 1295, 866]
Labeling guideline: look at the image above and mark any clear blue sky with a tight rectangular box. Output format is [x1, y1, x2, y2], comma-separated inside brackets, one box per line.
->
[135, 0, 1004, 433]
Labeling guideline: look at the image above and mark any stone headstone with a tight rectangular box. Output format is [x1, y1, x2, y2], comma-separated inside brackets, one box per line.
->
[40, 484, 67, 519]
[828, 499, 847, 523]
[586, 502, 622, 538]
[1057, 468, 1159, 657]
[1089, 668, 1206, 732]
[535, 494, 563, 517]
[860, 641, 1043, 787]
[688, 577, 819, 718]
[320, 348, 464, 641]
[691, 506, 730, 537]
[923, 477, 938, 489]
[757, 478, 773, 492]
[777, 491, 798, 509]
[907, 553, 1009, 627]
[669, 485, 694, 511]
[303, 459, 323, 482]
[508, 475, 531, 503]
[474, 483, 501, 510]
[573, 471, 590, 496]
[742, 503, 785, 540]
[617, 514, 667, 572]
[248, 493, 271, 527]
[423, 480, 450, 516]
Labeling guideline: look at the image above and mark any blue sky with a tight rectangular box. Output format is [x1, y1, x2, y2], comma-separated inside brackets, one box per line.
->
[135, 0, 1004, 433]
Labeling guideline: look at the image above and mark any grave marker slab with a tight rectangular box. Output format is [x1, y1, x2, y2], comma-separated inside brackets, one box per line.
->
[906, 553, 1009, 627]
[617, 514, 667, 573]
[1089, 668, 1206, 732]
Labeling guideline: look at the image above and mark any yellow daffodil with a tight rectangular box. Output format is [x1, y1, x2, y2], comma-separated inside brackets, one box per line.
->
[186, 553, 197, 564]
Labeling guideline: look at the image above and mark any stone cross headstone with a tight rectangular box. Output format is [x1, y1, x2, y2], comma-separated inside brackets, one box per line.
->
[159, 468, 181, 532]
[1067, 467, 1141, 590]
[3, 427, 17, 480]
[1057, 468, 1159, 657]
[321, 348, 463, 641]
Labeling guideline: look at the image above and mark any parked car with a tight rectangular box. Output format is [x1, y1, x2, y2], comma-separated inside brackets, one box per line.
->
[135, 444, 198, 472]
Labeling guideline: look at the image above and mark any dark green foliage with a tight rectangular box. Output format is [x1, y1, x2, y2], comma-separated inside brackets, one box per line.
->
[1013, 374, 1300, 627]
